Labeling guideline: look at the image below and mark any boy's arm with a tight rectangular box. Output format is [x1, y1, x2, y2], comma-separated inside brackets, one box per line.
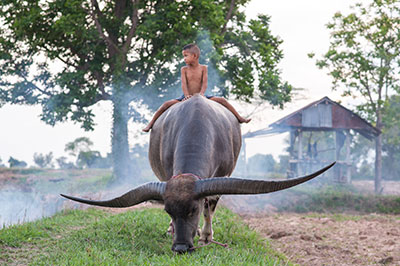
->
[181, 67, 190, 98]
[200, 65, 208, 95]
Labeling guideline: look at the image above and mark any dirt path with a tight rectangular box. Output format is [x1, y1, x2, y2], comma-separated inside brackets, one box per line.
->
[243, 213, 400, 266]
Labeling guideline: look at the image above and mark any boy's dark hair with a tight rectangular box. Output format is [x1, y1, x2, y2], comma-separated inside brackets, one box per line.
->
[183, 43, 200, 57]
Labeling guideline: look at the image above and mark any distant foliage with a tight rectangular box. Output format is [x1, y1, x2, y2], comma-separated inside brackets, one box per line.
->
[130, 143, 152, 173]
[56, 156, 76, 170]
[247, 154, 276, 174]
[276, 155, 290, 174]
[77, 151, 112, 169]
[33, 152, 54, 168]
[237, 153, 289, 178]
[352, 160, 375, 180]
[8, 157, 27, 168]
[64, 137, 93, 157]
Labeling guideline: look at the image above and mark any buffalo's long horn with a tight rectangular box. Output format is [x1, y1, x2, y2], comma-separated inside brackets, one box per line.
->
[61, 182, 166, 208]
[194, 162, 335, 198]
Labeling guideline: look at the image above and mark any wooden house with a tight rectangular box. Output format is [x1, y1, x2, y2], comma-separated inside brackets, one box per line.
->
[244, 97, 380, 182]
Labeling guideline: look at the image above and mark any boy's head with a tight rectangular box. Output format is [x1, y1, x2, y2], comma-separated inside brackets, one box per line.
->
[182, 44, 200, 61]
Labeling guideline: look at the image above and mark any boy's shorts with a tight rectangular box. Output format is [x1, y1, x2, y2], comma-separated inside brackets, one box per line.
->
[176, 94, 214, 101]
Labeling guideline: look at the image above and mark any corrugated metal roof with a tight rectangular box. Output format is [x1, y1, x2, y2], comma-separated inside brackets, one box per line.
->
[245, 97, 380, 140]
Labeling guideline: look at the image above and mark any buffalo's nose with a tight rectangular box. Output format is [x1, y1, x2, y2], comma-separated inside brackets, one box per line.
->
[172, 244, 191, 253]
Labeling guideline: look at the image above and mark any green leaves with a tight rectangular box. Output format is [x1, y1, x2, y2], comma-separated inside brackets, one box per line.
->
[0, 0, 291, 128]
[312, 0, 400, 123]
[215, 13, 290, 106]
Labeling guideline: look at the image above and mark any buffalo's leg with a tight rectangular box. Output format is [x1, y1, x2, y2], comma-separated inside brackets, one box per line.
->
[167, 220, 174, 236]
[199, 195, 220, 244]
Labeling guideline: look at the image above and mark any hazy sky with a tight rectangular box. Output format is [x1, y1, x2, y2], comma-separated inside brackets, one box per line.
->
[0, 0, 357, 166]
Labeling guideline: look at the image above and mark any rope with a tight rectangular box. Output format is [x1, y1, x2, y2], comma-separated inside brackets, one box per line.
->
[189, 239, 230, 251]
[170, 173, 203, 180]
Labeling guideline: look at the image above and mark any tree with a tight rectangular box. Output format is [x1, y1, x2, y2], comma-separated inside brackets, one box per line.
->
[309, 0, 400, 193]
[0, 1, 292, 181]
[64, 137, 93, 157]
[64, 137, 111, 168]
[77, 150, 111, 168]
[33, 152, 54, 168]
[8, 156, 27, 168]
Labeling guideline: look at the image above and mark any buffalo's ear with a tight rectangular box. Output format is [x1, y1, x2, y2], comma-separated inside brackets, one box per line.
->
[194, 163, 335, 198]
[61, 182, 166, 208]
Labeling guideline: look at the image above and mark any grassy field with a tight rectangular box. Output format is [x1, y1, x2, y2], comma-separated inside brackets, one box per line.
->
[277, 184, 400, 214]
[0, 207, 290, 266]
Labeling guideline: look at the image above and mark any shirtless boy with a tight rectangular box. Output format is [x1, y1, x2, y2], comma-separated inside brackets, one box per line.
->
[142, 43, 250, 132]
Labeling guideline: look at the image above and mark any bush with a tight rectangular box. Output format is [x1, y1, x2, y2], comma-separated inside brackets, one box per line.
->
[33, 152, 54, 168]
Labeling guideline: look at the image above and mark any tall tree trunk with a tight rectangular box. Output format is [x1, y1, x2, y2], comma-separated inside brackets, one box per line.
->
[375, 112, 383, 194]
[111, 91, 131, 183]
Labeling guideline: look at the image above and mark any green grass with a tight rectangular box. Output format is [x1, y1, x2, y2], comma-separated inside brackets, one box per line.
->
[0, 207, 289, 266]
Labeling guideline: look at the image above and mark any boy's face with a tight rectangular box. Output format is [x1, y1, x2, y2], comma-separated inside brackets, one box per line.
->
[182, 50, 197, 65]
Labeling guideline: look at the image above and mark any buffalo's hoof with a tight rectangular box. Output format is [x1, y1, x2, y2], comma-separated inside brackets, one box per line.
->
[199, 228, 213, 245]
[198, 235, 212, 245]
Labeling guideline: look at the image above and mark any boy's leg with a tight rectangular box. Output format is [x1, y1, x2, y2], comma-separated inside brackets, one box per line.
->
[143, 99, 179, 132]
[209, 97, 251, 123]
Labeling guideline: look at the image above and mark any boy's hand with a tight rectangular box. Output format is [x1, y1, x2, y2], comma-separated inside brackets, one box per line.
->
[183, 95, 192, 101]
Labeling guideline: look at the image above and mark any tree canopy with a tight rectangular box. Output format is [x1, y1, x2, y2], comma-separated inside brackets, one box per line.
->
[0, 0, 292, 181]
[33, 152, 54, 168]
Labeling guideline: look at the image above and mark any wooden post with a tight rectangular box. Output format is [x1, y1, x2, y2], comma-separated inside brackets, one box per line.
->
[334, 130, 342, 182]
[335, 130, 341, 161]
[289, 130, 296, 178]
[289, 130, 295, 159]
[345, 130, 351, 183]
[334, 130, 339, 182]
[298, 130, 303, 176]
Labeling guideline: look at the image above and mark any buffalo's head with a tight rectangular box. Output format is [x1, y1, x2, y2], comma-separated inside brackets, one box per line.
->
[163, 174, 203, 252]
[61, 162, 334, 253]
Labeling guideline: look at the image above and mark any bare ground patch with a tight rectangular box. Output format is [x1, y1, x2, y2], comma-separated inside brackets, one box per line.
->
[243, 212, 400, 266]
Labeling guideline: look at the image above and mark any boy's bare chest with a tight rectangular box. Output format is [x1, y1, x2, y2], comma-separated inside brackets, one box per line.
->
[185, 68, 203, 83]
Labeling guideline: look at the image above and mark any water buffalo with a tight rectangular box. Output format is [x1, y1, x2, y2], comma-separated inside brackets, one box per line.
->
[61, 94, 334, 253]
